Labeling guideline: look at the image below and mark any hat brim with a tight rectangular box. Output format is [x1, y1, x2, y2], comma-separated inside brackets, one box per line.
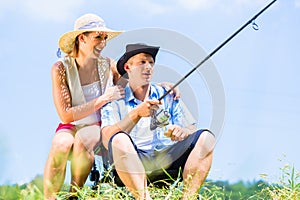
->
[59, 28, 122, 54]
[117, 47, 159, 78]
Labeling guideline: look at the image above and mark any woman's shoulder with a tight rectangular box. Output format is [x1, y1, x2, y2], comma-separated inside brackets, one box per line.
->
[52, 60, 64, 69]
[52, 56, 74, 71]
[51, 60, 65, 75]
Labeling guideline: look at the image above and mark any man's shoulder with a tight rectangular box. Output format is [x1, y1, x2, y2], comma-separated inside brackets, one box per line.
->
[150, 83, 178, 102]
[103, 98, 126, 108]
[150, 83, 167, 96]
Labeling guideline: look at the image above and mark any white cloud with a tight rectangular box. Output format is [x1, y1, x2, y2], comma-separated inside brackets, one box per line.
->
[296, 0, 300, 8]
[119, 0, 270, 16]
[0, 0, 17, 7]
[0, 0, 273, 22]
[234, 0, 267, 6]
[0, 0, 18, 18]
[219, 0, 271, 15]
[23, 0, 84, 22]
[177, 0, 219, 11]
[121, 0, 168, 16]
[0, 0, 84, 22]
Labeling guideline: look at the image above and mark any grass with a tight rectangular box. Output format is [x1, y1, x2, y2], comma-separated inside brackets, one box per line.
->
[1, 163, 300, 199]
[257, 164, 300, 199]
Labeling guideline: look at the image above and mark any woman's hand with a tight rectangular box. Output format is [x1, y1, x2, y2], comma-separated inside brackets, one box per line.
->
[101, 85, 125, 103]
[157, 82, 181, 100]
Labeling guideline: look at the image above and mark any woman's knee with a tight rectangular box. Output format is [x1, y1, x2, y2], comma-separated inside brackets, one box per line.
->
[51, 131, 74, 154]
[75, 125, 101, 152]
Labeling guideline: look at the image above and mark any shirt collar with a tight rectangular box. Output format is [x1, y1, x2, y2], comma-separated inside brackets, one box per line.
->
[125, 85, 135, 102]
[124, 84, 160, 103]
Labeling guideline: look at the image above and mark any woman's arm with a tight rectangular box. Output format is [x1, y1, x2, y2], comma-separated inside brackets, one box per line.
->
[51, 61, 74, 123]
[51, 61, 124, 124]
[110, 58, 128, 87]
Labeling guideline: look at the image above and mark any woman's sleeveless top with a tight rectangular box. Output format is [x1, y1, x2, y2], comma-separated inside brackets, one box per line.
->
[61, 56, 113, 125]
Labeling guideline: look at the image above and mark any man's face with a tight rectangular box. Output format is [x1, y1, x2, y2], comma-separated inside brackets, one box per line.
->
[125, 53, 155, 86]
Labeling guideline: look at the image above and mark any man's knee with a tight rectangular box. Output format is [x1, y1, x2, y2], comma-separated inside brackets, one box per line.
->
[111, 132, 133, 151]
[196, 130, 215, 158]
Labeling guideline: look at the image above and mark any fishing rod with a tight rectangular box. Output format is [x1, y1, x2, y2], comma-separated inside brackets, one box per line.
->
[150, 0, 277, 130]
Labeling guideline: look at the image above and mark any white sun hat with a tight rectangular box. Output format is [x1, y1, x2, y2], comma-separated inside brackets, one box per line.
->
[59, 13, 122, 54]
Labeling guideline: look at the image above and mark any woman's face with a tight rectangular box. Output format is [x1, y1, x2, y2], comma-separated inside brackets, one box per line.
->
[81, 31, 108, 58]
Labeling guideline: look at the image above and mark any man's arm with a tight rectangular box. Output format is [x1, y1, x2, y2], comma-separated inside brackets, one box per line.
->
[101, 99, 160, 149]
[102, 108, 140, 140]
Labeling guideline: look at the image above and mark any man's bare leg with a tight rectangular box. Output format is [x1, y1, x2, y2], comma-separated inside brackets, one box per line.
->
[111, 133, 151, 200]
[182, 131, 215, 200]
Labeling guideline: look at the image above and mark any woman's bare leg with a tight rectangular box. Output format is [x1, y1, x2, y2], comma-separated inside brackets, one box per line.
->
[44, 130, 74, 199]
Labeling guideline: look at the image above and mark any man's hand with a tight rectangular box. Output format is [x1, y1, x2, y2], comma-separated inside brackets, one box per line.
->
[164, 125, 189, 141]
[135, 99, 160, 117]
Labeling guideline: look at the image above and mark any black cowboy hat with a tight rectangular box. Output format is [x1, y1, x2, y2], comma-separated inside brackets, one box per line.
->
[116, 43, 160, 78]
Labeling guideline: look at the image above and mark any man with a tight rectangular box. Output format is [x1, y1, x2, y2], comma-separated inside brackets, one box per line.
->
[101, 43, 215, 200]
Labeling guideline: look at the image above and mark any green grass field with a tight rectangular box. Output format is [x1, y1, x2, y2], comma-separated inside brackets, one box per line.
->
[1, 163, 299, 199]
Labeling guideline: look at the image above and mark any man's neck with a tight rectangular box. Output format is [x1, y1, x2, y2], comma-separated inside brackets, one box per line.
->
[130, 83, 150, 101]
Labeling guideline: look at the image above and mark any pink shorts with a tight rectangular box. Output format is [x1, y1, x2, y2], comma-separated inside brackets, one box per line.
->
[55, 122, 101, 133]
[55, 123, 76, 133]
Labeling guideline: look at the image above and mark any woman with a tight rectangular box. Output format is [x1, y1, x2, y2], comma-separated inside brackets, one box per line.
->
[43, 13, 125, 199]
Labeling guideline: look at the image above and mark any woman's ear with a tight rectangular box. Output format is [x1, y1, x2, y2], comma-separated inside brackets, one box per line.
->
[78, 34, 86, 43]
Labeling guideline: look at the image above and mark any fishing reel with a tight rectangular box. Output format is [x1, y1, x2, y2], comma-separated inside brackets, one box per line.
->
[150, 106, 170, 130]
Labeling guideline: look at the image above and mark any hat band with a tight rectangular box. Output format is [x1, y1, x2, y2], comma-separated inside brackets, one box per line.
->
[78, 21, 106, 30]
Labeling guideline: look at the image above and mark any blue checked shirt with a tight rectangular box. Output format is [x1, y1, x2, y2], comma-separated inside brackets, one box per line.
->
[101, 84, 196, 151]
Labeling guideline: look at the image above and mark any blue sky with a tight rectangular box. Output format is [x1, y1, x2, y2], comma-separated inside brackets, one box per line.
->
[0, 0, 299, 185]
